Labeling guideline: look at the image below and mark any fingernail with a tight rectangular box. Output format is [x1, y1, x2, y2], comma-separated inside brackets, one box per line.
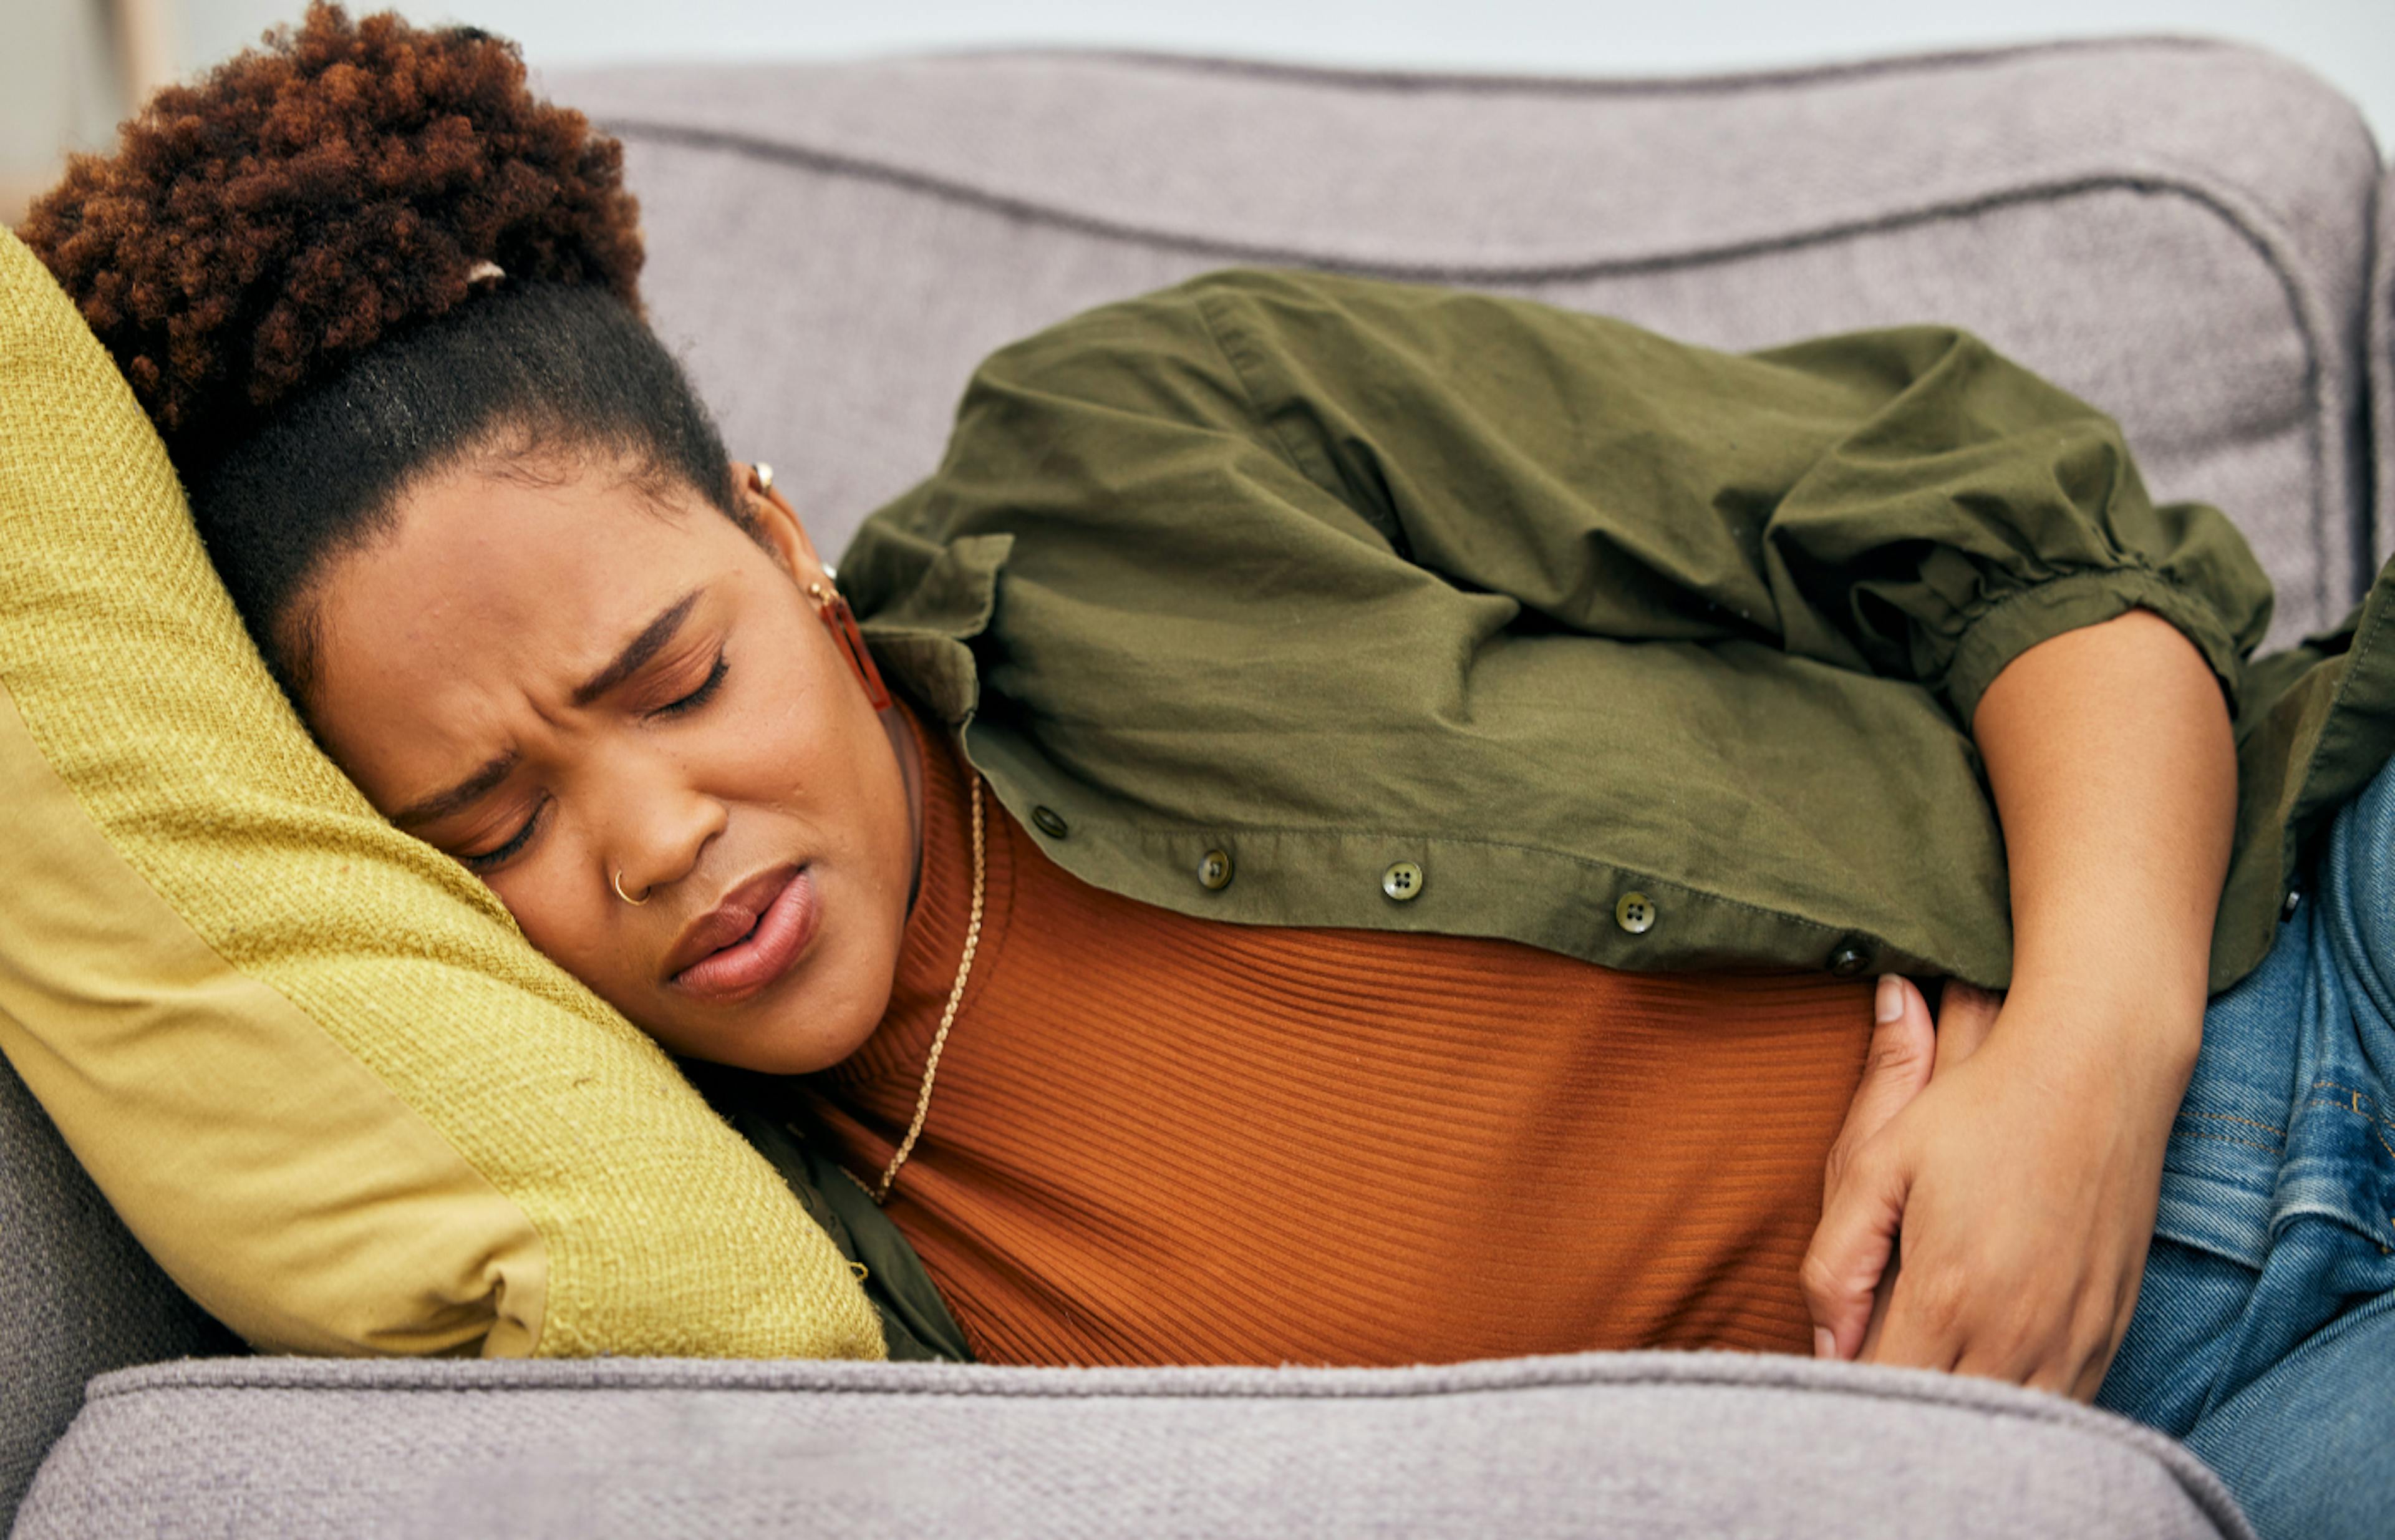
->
[1814, 1327, 1838, 1360]
[1875, 976, 1902, 1024]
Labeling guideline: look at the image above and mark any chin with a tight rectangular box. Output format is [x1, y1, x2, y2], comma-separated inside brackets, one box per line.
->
[731, 1031, 864, 1077]
[721, 977, 892, 1076]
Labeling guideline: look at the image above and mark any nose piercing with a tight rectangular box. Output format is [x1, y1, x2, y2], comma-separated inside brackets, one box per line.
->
[611, 871, 650, 906]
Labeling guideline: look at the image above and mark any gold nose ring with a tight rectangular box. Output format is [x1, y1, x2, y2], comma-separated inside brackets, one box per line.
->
[611, 871, 650, 906]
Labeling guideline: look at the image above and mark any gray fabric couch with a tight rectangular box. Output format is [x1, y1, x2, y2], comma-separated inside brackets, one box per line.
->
[7, 34, 2383, 1537]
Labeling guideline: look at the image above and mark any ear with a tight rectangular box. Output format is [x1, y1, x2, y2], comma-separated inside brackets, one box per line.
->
[734, 462, 826, 583]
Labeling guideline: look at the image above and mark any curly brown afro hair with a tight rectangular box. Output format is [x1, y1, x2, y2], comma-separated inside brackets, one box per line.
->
[21, 1, 644, 468]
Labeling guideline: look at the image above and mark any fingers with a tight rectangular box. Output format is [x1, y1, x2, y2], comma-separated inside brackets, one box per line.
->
[1805, 976, 1935, 1363]
[1869, 1223, 2147, 1404]
[1932, 979, 2004, 1078]
[1839, 982, 1992, 1370]
[1856, 1253, 1900, 1359]
[1819, 982, 2169, 1405]
[1926, 1293, 2135, 1404]
[1801, 1156, 1910, 1363]
[1864, 1259, 1967, 1374]
[2064, 1254, 2149, 1403]
[1834, 976, 1937, 1160]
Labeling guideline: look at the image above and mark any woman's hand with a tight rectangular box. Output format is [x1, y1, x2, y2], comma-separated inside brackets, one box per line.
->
[1802, 975, 2188, 1398]
[1798, 606, 2229, 1397]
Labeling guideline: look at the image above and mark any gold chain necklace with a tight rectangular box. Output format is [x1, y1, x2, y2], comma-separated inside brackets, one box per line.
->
[870, 770, 984, 1203]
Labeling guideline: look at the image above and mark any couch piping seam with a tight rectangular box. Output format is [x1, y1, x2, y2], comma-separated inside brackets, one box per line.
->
[987, 36, 2237, 99]
[594, 36, 2240, 105]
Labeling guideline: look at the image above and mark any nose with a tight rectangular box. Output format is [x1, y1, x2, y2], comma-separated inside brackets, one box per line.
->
[598, 747, 727, 905]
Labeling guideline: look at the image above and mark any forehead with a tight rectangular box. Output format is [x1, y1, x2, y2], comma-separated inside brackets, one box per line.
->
[299, 461, 741, 804]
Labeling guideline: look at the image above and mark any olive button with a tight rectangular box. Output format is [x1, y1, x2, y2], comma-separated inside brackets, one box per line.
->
[1381, 861, 1425, 902]
[1030, 805, 1070, 839]
[1614, 892, 1656, 934]
[1826, 942, 1873, 978]
[1197, 849, 1234, 891]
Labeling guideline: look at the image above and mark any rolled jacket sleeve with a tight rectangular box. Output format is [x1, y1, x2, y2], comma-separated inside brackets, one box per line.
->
[1173, 270, 2273, 727]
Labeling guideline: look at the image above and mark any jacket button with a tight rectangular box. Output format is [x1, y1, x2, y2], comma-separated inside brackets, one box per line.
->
[2281, 888, 2303, 922]
[1381, 861, 1425, 901]
[1198, 849, 1234, 890]
[1031, 805, 1069, 838]
[1614, 892, 1655, 934]
[1826, 942, 1872, 977]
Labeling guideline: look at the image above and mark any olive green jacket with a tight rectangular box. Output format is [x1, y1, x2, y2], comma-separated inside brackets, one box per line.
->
[750, 266, 2395, 1362]
[841, 266, 2389, 997]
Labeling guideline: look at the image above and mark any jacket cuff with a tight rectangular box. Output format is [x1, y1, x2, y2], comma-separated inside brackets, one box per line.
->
[1944, 566, 2246, 729]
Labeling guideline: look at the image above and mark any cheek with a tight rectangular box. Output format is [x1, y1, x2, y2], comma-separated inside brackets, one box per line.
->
[733, 621, 889, 803]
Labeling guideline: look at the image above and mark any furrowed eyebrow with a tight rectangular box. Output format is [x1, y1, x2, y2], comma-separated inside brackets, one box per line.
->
[390, 589, 703, 833]
[571, 589, 702, 708]
[393, 751, 520, 832]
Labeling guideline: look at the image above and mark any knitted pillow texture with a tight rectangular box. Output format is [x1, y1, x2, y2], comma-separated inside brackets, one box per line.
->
[0, 229, 881, 1358]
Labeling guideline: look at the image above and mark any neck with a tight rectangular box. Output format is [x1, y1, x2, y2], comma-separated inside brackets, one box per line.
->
[878, 697, 927, 918]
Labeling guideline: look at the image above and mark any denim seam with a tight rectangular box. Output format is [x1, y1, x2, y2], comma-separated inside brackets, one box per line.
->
[2288, 1077, 2395, 1242]
[2310, 1077, 2395, 1135]
[2179, 1128, 2284, 1156]
[2180, 1108, 2288, 1140]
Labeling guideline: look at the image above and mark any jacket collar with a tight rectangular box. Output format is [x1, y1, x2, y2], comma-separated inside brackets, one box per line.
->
[850, 531, 1012, 727]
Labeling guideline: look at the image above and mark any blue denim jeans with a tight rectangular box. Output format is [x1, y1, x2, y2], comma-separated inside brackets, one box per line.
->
[2094, 758, 2395, 1540]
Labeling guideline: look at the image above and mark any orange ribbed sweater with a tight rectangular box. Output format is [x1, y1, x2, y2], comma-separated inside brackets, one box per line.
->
[801, 702, 1876, 1367]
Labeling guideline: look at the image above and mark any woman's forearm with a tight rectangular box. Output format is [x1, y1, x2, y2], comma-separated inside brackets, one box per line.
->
[1970, 607, 2235, 1067]
[1805, 604, 2238, 1393]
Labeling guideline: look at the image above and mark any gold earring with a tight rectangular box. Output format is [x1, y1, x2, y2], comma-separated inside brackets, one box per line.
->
[808, 580, 893, 709]
[612, 871, 650, 906]
[754, 462, 774, 492]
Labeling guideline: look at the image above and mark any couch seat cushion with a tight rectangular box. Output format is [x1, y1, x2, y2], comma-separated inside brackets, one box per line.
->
[16, 1352, 2252, 1539]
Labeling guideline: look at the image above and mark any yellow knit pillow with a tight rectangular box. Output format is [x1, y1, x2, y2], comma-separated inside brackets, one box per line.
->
[0, 230, 881, 1358]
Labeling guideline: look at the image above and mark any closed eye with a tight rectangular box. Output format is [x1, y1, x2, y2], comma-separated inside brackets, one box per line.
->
[460, 798, 546, 873]
[652, 652, 727, 719]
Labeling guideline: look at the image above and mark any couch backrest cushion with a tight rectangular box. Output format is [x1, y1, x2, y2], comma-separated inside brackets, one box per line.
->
[0, 225, 884, 1449]
[553, 36, 2383, 648]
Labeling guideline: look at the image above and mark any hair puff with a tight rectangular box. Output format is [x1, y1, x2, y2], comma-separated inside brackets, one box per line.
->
[19, 2, 644, 470]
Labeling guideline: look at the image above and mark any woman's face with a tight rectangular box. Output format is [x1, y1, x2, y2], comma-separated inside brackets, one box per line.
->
[299, 452, 921, 1074]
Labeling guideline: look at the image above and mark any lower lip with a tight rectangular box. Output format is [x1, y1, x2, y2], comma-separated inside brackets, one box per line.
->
[672, 867, 819, 1004]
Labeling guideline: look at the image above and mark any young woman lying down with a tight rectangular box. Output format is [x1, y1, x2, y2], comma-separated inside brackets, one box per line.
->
[24, 9, 2391, 1538]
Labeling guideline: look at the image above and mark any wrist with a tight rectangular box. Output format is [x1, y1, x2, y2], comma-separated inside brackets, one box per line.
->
[1994, 966, 2205, 1078]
